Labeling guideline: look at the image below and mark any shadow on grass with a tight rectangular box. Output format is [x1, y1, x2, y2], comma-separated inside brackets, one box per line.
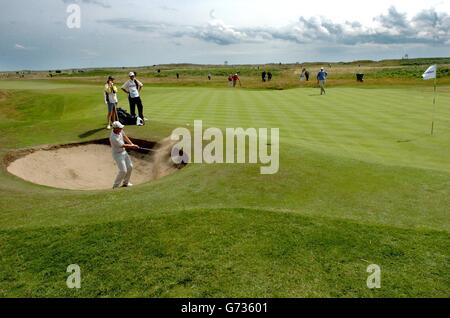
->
[78, 128, 105, 139]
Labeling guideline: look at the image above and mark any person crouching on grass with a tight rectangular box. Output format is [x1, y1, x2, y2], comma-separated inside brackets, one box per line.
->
[104, 76, 118, 130]
[110, 121, 140, 189]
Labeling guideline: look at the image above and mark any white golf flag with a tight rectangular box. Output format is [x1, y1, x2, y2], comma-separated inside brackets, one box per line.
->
[422, 65, 437, 80]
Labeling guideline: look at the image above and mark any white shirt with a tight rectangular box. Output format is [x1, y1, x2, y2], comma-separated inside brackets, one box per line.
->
[110, 131, 126, 154]
[121, 79, 143, 98]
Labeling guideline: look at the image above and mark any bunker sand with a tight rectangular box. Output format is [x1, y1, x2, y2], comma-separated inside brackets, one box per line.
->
[6, 138, 182, 190]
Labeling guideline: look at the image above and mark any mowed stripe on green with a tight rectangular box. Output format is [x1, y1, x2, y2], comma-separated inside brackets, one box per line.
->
[142, 86, 450, 172]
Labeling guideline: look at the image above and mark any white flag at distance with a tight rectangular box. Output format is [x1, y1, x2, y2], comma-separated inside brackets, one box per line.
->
[423, 65, 437, 80]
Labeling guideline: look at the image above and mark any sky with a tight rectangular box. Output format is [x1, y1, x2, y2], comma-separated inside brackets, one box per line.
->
[0, 0, 449, 70]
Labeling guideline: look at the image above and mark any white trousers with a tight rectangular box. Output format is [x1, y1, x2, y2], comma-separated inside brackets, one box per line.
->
[113, 151, 133, 187]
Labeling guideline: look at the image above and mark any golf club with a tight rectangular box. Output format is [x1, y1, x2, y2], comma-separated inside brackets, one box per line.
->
[138, 147, 158, 152]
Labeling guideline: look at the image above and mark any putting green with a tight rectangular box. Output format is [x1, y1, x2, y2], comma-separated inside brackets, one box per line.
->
[0, 81, 449, 297]
[143, 86, 450, 172]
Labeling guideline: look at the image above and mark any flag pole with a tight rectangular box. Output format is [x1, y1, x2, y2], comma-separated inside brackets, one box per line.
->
[431, 76, 437, 136]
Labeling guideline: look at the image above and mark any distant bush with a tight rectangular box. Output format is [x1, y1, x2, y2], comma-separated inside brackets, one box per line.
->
[400, 58, 450, 66]
[438, 68, 450, 77]
[370, 66, 450, 79]
[138, 66, 282, 78]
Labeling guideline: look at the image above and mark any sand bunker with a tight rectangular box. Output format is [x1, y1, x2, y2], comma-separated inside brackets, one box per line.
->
[6, 138, 184, 190]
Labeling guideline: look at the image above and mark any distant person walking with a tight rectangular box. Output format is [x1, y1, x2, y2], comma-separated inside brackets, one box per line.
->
[262, 71, 267, 82]
[121, 72, 146, 123]
[228, 74, 233, 87]
[317, 67, 328, 95]
[104, 76, 118, 130]
[267, 72, 272, 81]
[208, 73, 212, 81]
[300, 68, 306, 81]
[232, 73, 241, 87]
[110, 121, 139, 189]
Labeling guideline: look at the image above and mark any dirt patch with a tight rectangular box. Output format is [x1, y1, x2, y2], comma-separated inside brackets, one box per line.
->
[5, 138, 186, 190]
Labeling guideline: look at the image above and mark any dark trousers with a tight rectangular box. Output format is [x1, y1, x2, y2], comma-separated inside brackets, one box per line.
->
[129, 96, 144, 119]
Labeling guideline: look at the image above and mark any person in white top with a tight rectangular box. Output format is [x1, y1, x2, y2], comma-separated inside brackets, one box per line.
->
[109, 121, 140, 189]
[121, 72, 147, 123]
[104, 76, 119, 130]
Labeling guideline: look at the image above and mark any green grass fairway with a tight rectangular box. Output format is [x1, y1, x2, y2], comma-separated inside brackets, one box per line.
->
[0, 81, 449, 297]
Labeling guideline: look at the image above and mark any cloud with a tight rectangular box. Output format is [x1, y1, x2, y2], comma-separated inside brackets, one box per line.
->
[176, 19, 247, 45]
[375, 6, 409, 31]
[249, 7, 450, 46]
[61, 0, 111, 9]
[158, 5, 178, 12]
[99, 16, 247, 45]
[96, 7, 450, 47]
[98, 18, 168, 32]
[173, 11, 252, 45]
[14, 43, 35, 50]
[412, 8, 450, 44]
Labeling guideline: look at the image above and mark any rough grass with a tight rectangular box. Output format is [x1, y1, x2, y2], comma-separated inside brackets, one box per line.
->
[5, 57, 450, 89]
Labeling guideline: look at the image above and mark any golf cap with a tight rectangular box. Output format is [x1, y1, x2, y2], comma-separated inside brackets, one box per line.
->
[321, 67, 324, 70]
[108, 76, 115, 81]
[129, 72, 135, 77]
[112, 121, 124, 129]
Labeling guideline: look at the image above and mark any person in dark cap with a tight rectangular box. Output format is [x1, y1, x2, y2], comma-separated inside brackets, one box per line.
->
[104, 76, 118, 130]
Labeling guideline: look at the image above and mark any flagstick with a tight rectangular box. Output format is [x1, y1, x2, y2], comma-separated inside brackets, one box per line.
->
[431, 77, 437, 136]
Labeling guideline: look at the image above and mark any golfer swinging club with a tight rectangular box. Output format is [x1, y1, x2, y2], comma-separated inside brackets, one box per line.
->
[110, 121, 139, 189]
